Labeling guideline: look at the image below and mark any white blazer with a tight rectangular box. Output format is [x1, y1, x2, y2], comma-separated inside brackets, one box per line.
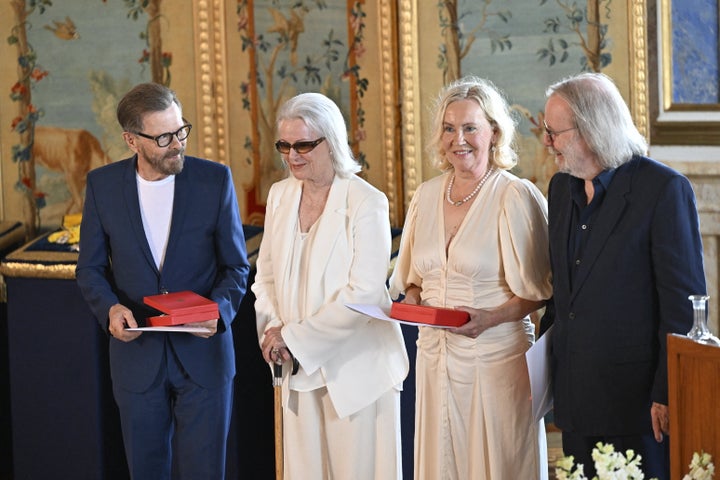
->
[253, 174, 409, 418]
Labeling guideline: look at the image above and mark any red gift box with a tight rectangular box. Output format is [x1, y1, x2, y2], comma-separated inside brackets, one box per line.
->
[144, 291, 219, 326]
[390, 303, 469, 327]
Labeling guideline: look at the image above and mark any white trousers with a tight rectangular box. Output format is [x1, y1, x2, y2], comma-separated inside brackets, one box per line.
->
[283, 386, 402, 480]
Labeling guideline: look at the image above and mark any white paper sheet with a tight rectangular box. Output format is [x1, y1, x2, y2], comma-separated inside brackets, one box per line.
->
[526, 325, 554, 423]
[126, 325, 212, 333]
[345, 303, 456, 329]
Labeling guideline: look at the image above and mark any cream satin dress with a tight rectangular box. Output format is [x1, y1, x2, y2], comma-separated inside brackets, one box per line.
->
[390, 169, 552, 480]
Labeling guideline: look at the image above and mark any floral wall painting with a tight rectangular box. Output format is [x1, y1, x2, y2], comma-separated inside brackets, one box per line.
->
[650, 0, 720, 145]
[233, 0, 384, 225]
[423, 0, 613, 194]
[3, 0, 175, 239]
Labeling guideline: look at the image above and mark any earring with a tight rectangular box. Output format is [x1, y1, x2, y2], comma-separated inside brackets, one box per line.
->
[490, 145, 497, 165]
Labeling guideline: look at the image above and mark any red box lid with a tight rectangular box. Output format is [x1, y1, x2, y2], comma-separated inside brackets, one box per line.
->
[390, 303, 469, 327]
[144, 291, 218, 316]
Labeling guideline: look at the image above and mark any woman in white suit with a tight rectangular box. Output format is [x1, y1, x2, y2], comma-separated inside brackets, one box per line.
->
[253, 92, 409, 480]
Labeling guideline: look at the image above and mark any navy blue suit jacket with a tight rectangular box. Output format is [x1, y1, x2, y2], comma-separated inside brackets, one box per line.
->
[76, 155, 249, 392]
[540, 155, 706, 436]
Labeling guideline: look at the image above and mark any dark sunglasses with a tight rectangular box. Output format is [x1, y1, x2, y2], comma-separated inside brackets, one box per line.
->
[275, 137, 325, 154]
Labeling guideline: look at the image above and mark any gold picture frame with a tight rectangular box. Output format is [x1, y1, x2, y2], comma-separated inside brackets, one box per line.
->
[648, 0, 720, 145]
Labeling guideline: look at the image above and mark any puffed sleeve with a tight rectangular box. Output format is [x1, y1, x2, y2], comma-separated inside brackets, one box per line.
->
[498, 179, 553, 301]
[388, 182, 423, 300]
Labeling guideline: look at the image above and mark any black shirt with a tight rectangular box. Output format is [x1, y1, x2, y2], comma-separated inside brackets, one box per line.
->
[568, 168, 616, 288]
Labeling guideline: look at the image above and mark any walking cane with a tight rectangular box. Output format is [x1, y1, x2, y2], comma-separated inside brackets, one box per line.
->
[273, 361, 283, 480]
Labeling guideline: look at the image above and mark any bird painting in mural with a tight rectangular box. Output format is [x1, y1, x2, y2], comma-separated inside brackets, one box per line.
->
[44, 17, 80, 40]
[267, 7, 306, 66]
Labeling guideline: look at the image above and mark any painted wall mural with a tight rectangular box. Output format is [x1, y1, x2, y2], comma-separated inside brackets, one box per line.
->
[234, 0, 371, 224]
[432, 0, 612, 194]
[3, 0, 714, 235]
[5, 0, 172, 238]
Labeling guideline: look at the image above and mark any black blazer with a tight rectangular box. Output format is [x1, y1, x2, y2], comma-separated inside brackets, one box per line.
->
[541, 155, 706, 436]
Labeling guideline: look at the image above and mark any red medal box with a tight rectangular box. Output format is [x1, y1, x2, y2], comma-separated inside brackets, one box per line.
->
[389, 303, 469, 327]
[144, 291, 219, 326]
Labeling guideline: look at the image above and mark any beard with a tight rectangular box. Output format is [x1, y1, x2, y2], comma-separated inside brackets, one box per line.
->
[142, 146, 185, 176]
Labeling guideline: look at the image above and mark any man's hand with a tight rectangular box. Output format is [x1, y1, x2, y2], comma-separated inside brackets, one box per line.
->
[189, 319, 218, 339]
[108, 304, 142, 342]
[651, 402, 669, 442]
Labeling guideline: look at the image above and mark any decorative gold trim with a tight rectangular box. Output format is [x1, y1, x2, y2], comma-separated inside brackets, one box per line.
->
[379, 0, 401, 225]
[660, 0, 673, 113]
[0, 261, 76, 279]
[192, 0, 229, 164]
[399, 0, 421, 209]
[649, 0, 720, 145]
[629, 0, 649, 139]
[0, 235, 77, 279]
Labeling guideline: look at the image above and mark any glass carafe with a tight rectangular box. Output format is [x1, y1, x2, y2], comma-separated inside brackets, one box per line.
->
[687, 294, 720, 346]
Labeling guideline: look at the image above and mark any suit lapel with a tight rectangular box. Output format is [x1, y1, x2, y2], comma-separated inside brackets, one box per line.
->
[271, 179, 302, 296]
[122, 157, 157, 272]
[550, 177, 574, 299]
[570, 162, 634, 300]
[305, 176, 349, 284]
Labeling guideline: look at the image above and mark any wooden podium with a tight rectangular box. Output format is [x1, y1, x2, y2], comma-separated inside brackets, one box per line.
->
[667, 334, 720, 479]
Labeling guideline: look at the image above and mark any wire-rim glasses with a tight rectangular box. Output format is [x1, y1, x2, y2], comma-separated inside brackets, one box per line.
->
[275, 137, 325, 155]
[543, 121, 576, 143]
[134, 124, 192, 148]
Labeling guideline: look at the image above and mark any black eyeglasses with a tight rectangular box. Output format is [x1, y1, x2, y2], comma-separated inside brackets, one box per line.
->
[543, 121, 576, 143]
[275, 137, 325, 154]
[134, 124, 192, 148]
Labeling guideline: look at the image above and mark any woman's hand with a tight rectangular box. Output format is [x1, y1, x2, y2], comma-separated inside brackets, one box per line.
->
[451, 306, 497, 338]
[402, 284, 422, 305]
[451, 296, 545, 338]
[261, 326, 291, 364]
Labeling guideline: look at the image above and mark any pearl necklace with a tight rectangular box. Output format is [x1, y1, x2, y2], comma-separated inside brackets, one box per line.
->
[446, 167, 495, 206]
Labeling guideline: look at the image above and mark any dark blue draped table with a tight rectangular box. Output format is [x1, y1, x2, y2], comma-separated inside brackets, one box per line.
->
[0, 226, 415, 480]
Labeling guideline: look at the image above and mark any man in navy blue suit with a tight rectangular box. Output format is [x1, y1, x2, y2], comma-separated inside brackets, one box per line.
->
[540, 73, 706, 480]
[76, 83, 249, 479]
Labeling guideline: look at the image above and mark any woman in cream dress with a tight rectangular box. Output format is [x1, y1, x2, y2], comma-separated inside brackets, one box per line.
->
[389, 76, 552, 480]
[253, 92, 409, 480]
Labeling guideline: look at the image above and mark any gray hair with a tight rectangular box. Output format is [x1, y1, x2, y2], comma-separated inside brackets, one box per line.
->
[117, 83, 182, 133]
[276, 92, 360, 178]
[546, 72, 647, 169]
[428, 75, 518, 172]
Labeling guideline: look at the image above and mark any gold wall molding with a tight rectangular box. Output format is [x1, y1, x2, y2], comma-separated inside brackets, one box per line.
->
[379, 0, 402, 225]
[629, 0, 649, 140]
[398, 0, 421, 210]
[192, 0, 229, 164]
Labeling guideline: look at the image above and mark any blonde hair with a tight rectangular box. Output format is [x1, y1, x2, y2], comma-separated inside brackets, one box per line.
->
[428, 76, 517, 172]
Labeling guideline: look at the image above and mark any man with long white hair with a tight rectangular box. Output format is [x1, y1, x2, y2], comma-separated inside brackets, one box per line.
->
[540, 72, 706, 480]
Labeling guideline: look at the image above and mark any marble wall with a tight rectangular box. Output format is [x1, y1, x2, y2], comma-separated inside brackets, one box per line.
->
[662, 153, 720, 334]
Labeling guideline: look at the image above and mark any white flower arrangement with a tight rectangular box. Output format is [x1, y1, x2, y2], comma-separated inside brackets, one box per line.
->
[555, 442, 715, 480]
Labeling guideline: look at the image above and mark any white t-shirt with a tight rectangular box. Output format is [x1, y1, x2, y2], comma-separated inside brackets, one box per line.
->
[136, 173, 175, 270]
